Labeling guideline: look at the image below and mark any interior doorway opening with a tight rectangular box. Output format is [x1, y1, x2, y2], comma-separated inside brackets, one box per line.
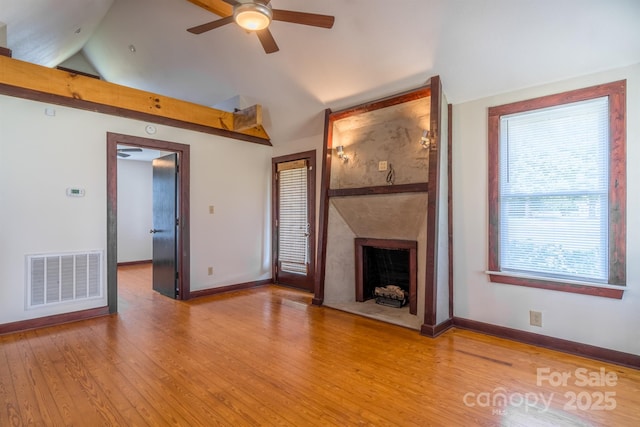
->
[106, 132, 191, 313]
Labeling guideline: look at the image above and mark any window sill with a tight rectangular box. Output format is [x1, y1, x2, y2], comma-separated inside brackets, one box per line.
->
[486, 271, 625, 299]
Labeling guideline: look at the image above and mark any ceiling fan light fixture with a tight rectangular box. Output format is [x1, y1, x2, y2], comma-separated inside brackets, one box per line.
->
[234, 3, 272, 31]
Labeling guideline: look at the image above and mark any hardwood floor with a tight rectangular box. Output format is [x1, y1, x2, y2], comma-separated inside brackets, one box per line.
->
[1, 264, 639, 426]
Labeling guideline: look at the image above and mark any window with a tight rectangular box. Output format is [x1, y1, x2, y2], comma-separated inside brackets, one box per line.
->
[488, 81, 626, 298]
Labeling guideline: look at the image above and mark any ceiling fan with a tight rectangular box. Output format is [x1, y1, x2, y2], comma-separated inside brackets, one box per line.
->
[187, 0, 335, 54]
[117, 148, 142, 158]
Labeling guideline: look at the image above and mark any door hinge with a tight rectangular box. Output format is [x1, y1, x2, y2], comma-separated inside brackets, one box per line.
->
[175, 271, 179, 280]
[176, 218, 180, 226]
[275, 219, 278, 227]
[275, 265, 278, 274]
[176, 164, 179, 173]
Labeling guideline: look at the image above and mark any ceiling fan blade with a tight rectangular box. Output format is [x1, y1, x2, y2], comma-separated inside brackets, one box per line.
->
[272, 9, 335, 29]
[221, 0, 241, 5]
[187, 16, 234, 34]
[256, 29, 279, 54]
[117, 153, 131, 158]
[117, 148, 143, 153]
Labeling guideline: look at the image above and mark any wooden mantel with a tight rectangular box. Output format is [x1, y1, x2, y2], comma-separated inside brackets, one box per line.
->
[0, 55, 271, 145]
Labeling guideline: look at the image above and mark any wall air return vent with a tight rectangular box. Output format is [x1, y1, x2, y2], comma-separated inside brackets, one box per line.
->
[26, 251, 103, 309]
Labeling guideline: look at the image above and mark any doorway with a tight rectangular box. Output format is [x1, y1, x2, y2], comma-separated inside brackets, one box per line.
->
[106, 132, 191, 313]
[272, 150, 316, 291]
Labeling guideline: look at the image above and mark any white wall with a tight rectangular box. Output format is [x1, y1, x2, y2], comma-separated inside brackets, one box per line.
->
[117, 159, 152, 263]
[57, 51, 102, 78]
[452, 63, 640, 355]
[0, 94, 272, 324]
[188, 132, 272, 289]
[0, 95, 108, 322]
[436, 92, 450, 325]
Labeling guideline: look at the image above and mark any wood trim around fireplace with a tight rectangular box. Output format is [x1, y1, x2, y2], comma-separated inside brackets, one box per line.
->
[315, 79, 446, 332]
[328, 183, 428, 198]
[422, 75, 442, 330]
[313, 109, 333, 306]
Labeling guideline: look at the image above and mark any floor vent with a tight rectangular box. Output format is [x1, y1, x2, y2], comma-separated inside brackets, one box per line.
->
[27, 251, 103, 308]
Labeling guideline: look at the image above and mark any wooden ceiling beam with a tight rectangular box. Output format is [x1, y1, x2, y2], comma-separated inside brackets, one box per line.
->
[0, 56, 270, 144]
[185, 0, 233, 17]
[234, 104, 262, 132]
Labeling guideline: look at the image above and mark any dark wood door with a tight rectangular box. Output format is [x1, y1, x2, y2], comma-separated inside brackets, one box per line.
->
[151, 153, 178, 298]
[273, 152, 316, 291]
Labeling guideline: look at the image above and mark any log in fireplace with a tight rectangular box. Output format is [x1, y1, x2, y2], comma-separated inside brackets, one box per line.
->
[355, 238, 417, 315]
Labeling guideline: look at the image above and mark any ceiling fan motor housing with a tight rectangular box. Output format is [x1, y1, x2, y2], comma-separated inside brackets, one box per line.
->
[234, 2, 273, 31]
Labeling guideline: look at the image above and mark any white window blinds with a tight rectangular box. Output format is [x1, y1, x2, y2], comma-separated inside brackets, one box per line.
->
[278, 160, 308, 275]
[499, 97, 609, 282]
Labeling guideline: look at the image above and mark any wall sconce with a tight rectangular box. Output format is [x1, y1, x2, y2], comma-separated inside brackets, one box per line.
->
[335, 145, 349, 162]
[420, 130, 434, 149]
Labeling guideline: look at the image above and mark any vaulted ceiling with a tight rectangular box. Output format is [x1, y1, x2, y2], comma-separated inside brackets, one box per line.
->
[2, 0, 640, 144]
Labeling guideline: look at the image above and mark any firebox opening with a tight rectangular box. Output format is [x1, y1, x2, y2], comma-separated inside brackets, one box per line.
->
[355, 238, 417, 315]
[363, 247, 410, 306]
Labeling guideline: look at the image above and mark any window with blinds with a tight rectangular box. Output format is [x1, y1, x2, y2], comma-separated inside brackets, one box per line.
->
[278, 160, 308, 275]
[499, 97, 609, 282]
[488, 80, 626, 297]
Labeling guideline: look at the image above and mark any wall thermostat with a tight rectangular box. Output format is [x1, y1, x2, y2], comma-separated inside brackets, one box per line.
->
[66, 188, 85, 197]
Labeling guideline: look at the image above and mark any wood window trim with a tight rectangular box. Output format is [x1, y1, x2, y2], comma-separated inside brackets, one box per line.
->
[487, 80, 626, 299]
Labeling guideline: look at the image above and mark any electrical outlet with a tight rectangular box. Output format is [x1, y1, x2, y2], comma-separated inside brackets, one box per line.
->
[207, 267, 213, 276]
[209, 205, 215, 214]
[529, 310, 542, 327]
[378, 161, 388, 171]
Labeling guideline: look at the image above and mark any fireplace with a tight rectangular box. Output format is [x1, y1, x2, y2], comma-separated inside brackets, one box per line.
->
[355, 238, 417, 315]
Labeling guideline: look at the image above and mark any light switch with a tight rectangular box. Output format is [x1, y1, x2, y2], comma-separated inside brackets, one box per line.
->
[378, 161, 388, 171]
[209, 205, 215, 214]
